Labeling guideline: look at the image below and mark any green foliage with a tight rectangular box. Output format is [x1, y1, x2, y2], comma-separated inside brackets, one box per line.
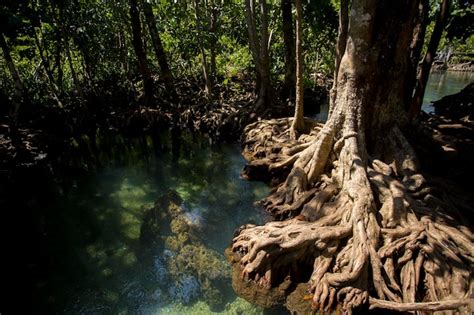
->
[303, 0, 338, 75]
[423, 0, 474, 60]
[0, 0, 336, 117]
[217, 35, 252, 79]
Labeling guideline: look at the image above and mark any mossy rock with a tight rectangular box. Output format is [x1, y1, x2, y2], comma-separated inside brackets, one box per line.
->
[139, 190, 184, 250]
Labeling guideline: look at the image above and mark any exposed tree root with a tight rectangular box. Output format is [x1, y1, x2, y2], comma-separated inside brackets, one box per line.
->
[233, 117, 474, 314]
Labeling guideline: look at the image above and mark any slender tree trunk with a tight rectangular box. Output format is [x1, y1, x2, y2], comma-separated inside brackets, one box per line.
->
[56, 6, 84, 100]
[33, 28, 63, 107]
[0, 32, 24, 116]
[256, 0, 272, 109]
[245, 0, 262, 94]
[64, 36, 83, 99]
[79, 47, 93, 83]
[53, 26, 63, 92]
[290, 0, 305, 138]
[404, 0, 429, 110]
[193, 0, 212, 98]
[409, 0, 451, 120]
[128, 0, 153, 106]
[142, 1, 173, 89]
[281, 0, 295, 100]
[209, 5, 219, 85]
[329, 0, 349, 113]
[118, 28, 128, 74]
[32, 25, 54, 83]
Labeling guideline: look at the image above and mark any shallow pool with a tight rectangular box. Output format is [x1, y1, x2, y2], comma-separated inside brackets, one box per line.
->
[38, 142, 274, 314]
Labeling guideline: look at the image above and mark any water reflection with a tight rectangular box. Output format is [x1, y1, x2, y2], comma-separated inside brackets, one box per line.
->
[40, 143, 272, 314]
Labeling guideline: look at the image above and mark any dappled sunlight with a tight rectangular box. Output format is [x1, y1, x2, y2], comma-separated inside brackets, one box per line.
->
[41, 142, 270, 313]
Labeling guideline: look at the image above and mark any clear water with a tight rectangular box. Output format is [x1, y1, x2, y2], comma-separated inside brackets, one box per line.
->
[421, 71, 473, 114]
[39, 142, 273, 314]
[312, 70, 473, 120]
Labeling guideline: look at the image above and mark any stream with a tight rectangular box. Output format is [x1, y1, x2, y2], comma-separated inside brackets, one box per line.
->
[35, 141, 274, 314]
[313, 70, 473, 120]
[422, 71, 473, 113]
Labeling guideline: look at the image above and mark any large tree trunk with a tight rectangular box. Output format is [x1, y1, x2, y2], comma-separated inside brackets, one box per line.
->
[142, 1, 173, 90]
[290, 0, 304, 139]
[409, 0, 451, 120]
[0, 32, 24, 117]
[129, 0, 154, 106]
[281, 0, 295, 100]
[231, 0, 473, 313]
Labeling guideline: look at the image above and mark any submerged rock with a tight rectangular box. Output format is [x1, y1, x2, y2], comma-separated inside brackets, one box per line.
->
[168, 275, 201, 305]
[139, 190, 233, 311]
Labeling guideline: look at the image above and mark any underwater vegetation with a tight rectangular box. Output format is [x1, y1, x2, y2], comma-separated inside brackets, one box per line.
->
[39, 143, 270, 314]
[140, 190, 234, 311]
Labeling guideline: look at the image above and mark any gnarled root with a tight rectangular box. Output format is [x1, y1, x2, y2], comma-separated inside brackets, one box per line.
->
[232, 119, 474, 314]
[241, 118, 324, 185]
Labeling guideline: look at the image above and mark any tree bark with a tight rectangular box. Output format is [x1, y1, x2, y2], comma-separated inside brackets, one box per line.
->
[281, 0, 295, 100]
[409, 0, 451, 120]
[244, 0, 273, 109]
[142, 1, 173, 90]
[128, 0, 154, 106]
[0, 32, 24, 116]
[256, 0, 272, 109]
[404, 0, 429, 110]
[290, 0, 305, 138]
[329, 0, 349, 113]
[244, 0, 261, 74]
